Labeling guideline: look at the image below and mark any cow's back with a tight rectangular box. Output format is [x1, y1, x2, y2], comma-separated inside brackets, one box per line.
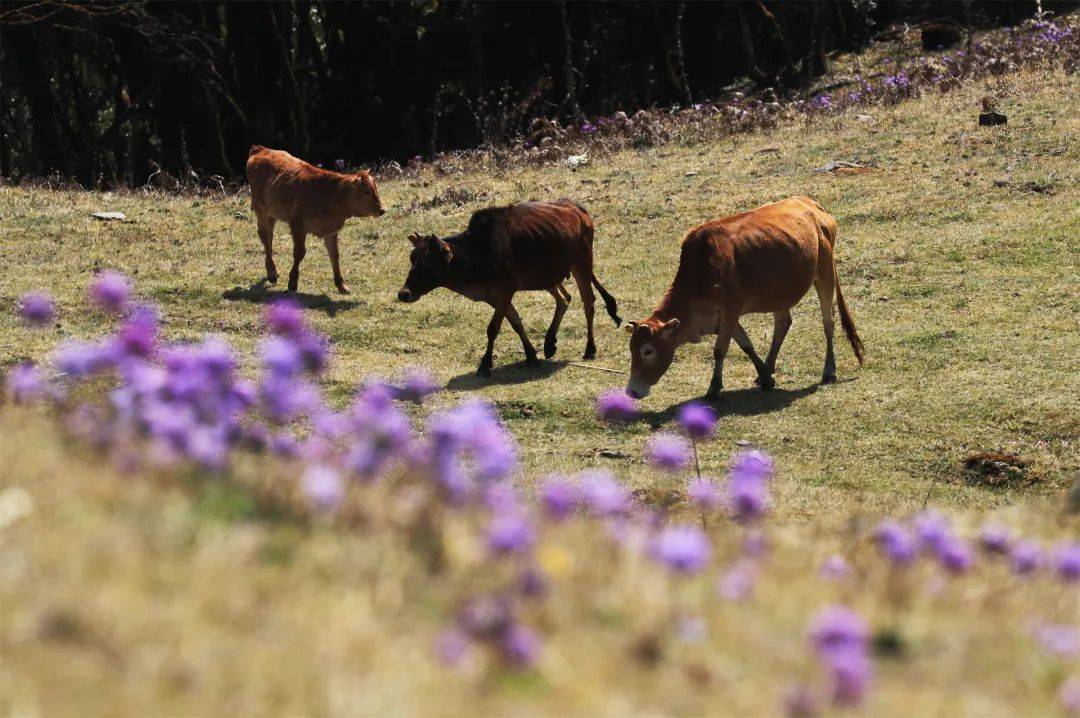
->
[246, 146, 326, 221]
[471, 200, 588, 290]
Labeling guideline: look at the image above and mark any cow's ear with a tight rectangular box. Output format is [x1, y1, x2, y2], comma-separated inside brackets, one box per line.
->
[436, 237, 453, 261]
[658, 318, 681, 337]
[622, 321, 638, 335]
[407, 233, 421, 246]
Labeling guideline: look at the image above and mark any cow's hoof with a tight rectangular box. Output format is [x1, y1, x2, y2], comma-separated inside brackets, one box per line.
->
[336, 284, 351, 295]
[525, 353, 540, 367]
[821, 373, 837, 385]
[287, 281, 299, 293]
[476, 365, 493, 378]
[755, 375, 776, 391]
[582, 346, 596, 361]
[704, 390, 723, 403]
[267, 273, 278, 284]
[544, 338, 557, 360]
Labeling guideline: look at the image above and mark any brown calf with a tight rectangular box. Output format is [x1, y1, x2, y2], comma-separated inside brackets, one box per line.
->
[246, 145, 385, 294]
[397, 200, 621, 376]
[624, 196, 863, 400]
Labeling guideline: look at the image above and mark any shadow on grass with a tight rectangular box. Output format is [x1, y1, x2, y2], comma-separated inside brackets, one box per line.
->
[637, 382, 825, 429]
[222, 279, 359, 316]
[446, 359, 568, 390]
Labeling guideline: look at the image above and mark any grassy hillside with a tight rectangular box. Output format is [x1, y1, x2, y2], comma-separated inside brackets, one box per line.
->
[1, 61, 1078, 716]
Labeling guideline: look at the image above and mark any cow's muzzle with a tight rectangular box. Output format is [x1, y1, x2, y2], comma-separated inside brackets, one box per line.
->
[625, 377, 652, 400]
[397, 288, 416, 303]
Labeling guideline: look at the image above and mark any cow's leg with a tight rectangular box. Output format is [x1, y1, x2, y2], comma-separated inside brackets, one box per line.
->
[505, 302, 540, 366]
[257, 214, 278, 283]
[815, 275, 837, 384]
[321, 234, 349, 295]
[706, 317, 737, 400]
[732, 322, 775, 390]
[557, 282, 573, 304]
[571, 267, 597, 360]
[478, 294, 511, 377]
[763, 310, 793, 378]
[544, 286, 569, 359]
[287, 224, 308, 292]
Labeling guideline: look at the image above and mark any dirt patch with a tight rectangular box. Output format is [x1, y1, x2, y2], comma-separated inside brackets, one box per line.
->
[963, 452, 1026, 486]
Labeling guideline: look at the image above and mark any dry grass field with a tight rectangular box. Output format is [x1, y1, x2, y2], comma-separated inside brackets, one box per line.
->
[1, 58, 1078, 716]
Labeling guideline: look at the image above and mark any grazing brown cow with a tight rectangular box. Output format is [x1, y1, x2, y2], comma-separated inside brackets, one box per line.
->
[246, 145, 385, 294]
[397, 200, 621, 376]
[624, 196, 863, 400]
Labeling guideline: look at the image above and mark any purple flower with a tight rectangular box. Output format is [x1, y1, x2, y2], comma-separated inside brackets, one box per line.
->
[827, 648, 873, 707]
[1060, 677, 1080, 716]
[717, 560, 758, 601]
[53, 339, 117, 378]
[595, 388, 638, 424]
[396, 367, 439, 403]
[301, 465, 344, 509]
[873, 519, 918, 566]
[17, 291, 54, 328]
[6, 362, 46, 404]
[809, 606, 869, 658]
[645, 432, 691, 471]
[978, 523, 1012, 555]
[260, 335, 304, 376]
[677, 401, 717, 440]
[580, 470, 630, 516]
[487, 512, 535, 555]
[540, 475, 581, 520]
[728, 472, 768, 524]
[518, 567, 549, 599]
[820, 554, 853, 581]
[89, 270, 132, 313]
[457, 595, 513, 640]
[434, 628, 472, 667]
[1032, 622, 1080, 658]
[1054, 543, 1080, 582]
[742, 529, 770, 558]
[501, 623, 541, 667]
[114, 305, 159, 358]
[936, 537, 974, 575]
[650, 524, 711, 574]
[913, 510, 952, 554]
[1009, 540, 1045, 577]
[730, 449, 774, 482]
[687, 476, 721, 510]
[265, 298, 306, 337]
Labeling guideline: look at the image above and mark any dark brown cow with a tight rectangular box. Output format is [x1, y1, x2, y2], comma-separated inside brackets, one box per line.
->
[397, 200, 621, 376]
[246, 145, 385, 294]
[624, 196, 863, 400]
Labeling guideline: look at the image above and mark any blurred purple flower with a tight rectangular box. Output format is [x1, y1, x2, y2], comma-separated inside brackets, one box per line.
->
[650, 524, 711, 574]
[810, 606, 868, 658]
[7, 362, 45, 404]
[717, 559, 758, 602]
[301, 464, 344, 509]
[742, 529, 770, 558]
[260, 335, 304, 376]
[1060, 677, 1080, 716]
[828, 648, 873, 707]
[873, 519, 918, 566]
[89, 270, 132, 313]
[978, 523, 1012, 555]
[1032, 622, 1080, 658]
[936, 537, 974, 575]
[518, 566, 549, 599]
[265, 298, 306, 337]
[820, 554, 853, 581]
[728, 472, 768, 524]
[913, 510, 952, 554]
[687, 476, 721, 511]
[434, 628, 472, 667]
[580, 470, 630, 516]
[53, 339, 117, 378]
[114, 305, 159, 358]
[501, 623, 541, 667]
[645, 432, 691, 471]
[1054, 543, 1080, 583]
[1009, 540, 1045, 577]
[396, 367, 439, 403]
[540, 475, 580, 520]
[17, 291, 54, 328]
[677, 401, 717, 440]
[595, 388, 638, 424]
[487, 511, 535, 555]
[731, 449, 774, 482]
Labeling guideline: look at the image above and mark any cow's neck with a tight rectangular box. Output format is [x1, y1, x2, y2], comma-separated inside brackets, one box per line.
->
[650, 285, 717, 346]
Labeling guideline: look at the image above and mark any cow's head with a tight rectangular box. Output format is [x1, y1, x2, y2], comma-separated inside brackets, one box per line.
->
[348, 171, 386, 218]
[397, 233, 453, 303]
[623, 318, 681, 399]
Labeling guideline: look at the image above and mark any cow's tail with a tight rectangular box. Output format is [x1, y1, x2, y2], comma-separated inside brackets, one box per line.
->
[591, 274, 621, 326]
[833, 264, 864, 365]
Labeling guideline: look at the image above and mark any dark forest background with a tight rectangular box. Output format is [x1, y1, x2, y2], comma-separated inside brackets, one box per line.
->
[0, 1, 1069, 186]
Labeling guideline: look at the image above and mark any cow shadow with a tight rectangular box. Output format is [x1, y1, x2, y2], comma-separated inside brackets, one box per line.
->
[446, 359, 568, 391]
[636, 382, 824, 429]
[222, 279, 359, 316]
